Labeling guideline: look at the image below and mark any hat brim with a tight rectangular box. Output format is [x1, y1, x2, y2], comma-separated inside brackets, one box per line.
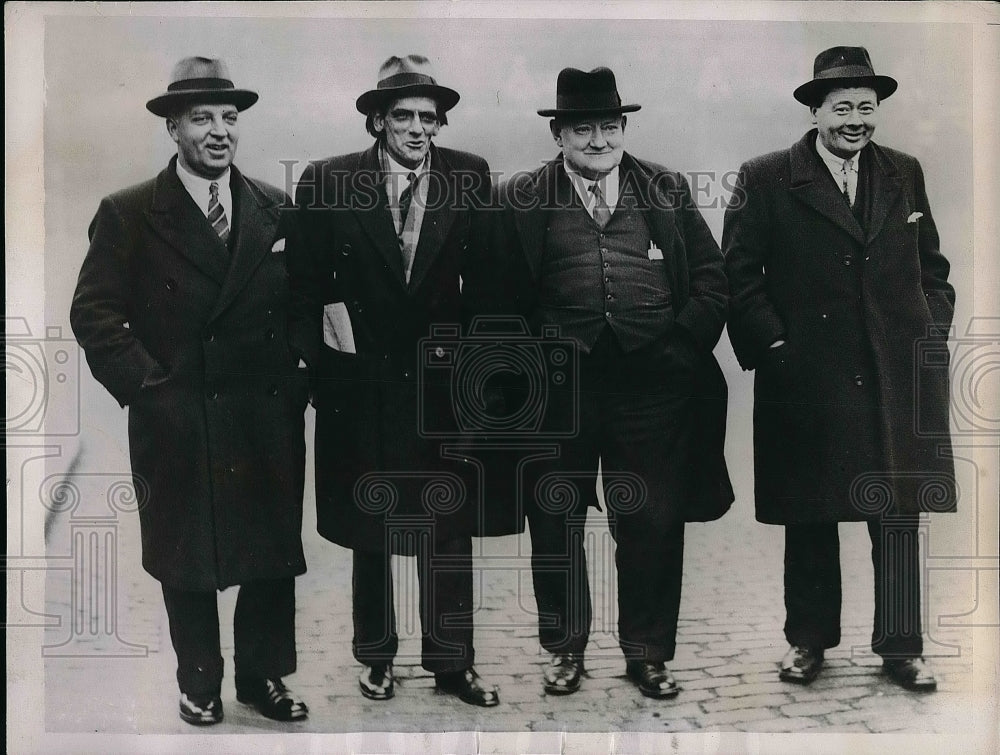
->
[793, 75, 897, 106]
[146, 89, 259, 117]
[537, 103, 641, 118]
[355, 84, 460, 116]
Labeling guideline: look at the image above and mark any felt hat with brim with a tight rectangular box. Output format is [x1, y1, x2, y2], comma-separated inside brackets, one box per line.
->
[146, 57, 259, 117]
[537, 66, 641, 118]
[355, 55, 460, 115]
[793, 46, 897, 107]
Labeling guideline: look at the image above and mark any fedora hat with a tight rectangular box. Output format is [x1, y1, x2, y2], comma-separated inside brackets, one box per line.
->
[146, 57, 258, 117]
[537, 66, 641, 118]
[355, 55, 460, 115]
[793, 46, 897, 107]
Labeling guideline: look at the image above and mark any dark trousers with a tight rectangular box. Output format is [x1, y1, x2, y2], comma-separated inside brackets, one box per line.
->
[352, 535, 475, 674]
[161, 578, 297, 697]
[526, 328, 691, 662]
[784, 517, 923, 659]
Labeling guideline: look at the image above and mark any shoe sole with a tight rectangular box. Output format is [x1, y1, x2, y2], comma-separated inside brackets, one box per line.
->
[543, 681, 581, 696]
[179, 711, 223, 726]
[358, 683, 394, 701]
[883, 670, 937, 692]
[636, 685, 680, 700]
[236, 696, 309, 721]
[778, 668, 821, 684]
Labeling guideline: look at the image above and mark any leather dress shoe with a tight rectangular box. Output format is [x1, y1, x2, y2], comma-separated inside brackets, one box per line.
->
[358, 663, 395, 701]
[542, 653, 584, 695]
[178, 692, 224, 725]
[435, 667, 500, 707]
[235, 677, 308, 721]
[778, 645, 824, 684]
[883, 657, 937, 692]
[625, 661, 679, 699]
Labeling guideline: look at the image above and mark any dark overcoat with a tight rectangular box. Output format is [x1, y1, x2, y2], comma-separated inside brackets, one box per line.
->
[288, 142, 511, 554]
[723, 131, 956, 523]
[492, 152, 735, 523]
[70, 157, 309, 590]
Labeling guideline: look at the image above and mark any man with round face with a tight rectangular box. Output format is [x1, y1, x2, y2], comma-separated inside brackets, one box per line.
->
[493, 66, 733, 700]
[724, 46, 956, 692]
[71, 57, 310, 726]
[288, 54, 503, 707]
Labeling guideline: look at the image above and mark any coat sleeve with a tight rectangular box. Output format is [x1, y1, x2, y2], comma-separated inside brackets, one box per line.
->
[673, 172, 729, 352]
[286, 161, 326, 370]
[722, 162, 787, 370]
[912, 159, 955, 335]
[70, 195, 167, 407]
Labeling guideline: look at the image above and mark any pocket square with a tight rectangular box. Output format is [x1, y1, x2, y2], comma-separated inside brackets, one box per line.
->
[271, 238, 286, 253]
[647, 242, 664, 261]
[323, 302, 356, 354]
[907, 212, 923, 223]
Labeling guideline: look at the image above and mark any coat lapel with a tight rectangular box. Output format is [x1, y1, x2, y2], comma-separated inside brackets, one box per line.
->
[788, 132, 866, 245]
[619, 153, 677, 270]
[511, 157, 560, 281]
[209, 166, 281, 321]
[408, 145, 458, 293]
[865, 142, 904, 244]
[144, 158, 230, 285]
[349, 144, 407, 288]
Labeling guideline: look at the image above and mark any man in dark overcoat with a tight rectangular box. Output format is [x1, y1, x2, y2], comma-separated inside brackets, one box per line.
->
[493, 67, 733, 699]
[288, 55, 501, 707]
[70, 57, 310, 724]
[724, 47, 956, 691]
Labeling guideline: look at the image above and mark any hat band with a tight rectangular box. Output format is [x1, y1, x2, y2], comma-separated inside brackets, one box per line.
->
[377, 71, 438, 90]
[814, 64, 877, 81]
[554, 92, 623, 111]
[167, 77, 236, 92]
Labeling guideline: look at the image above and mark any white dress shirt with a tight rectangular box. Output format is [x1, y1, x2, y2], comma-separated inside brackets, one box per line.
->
[815, 135, 859, 206]
[564, 160, 620, 219]
[383, 148, 430, 235]
[176, 160, 233, 223]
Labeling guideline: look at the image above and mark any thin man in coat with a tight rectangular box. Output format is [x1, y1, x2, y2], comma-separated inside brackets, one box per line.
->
[724, 46, 956, 691]
[70, 57, 310, 725]
[288, 55, 500, 707]
[494, 67, 733, 699]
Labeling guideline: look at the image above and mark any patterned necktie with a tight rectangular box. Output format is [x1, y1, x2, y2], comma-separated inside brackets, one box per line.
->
[398, 172, 416, 227]
[841, 159, 854, 207]
[590, 182, 612, 228]
[208, 181, 230, 244]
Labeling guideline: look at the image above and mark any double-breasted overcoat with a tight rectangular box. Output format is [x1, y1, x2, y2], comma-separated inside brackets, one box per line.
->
[288, 142, 509, 554]
[71, 158, 309, 590]
[724, 131, 956, 523]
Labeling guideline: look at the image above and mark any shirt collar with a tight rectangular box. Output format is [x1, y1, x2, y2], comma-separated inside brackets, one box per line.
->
[381, 145, 431, 180]
[562, 159, 620, 204]
[815, 135, 860, 174]
[175, 159, 232, 215]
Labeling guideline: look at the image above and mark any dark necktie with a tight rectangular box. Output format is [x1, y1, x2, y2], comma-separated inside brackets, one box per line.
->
[840, 158, 854, 207]
[590, 182, 612, 228]
[208, 181, 230, 244]
[398, 172, 416, 226]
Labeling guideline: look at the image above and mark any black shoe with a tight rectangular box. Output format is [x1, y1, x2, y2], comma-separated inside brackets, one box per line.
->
[542, 652, 584, 695]
[625, 660, 679, 699]
[779, 645, 824, 684]
[883, 657, 937, 692]
[358, 663, 394, 701]
[235, 677, 308, 721]
[435, 667, 500, 707]
[178, 693, 223, 726]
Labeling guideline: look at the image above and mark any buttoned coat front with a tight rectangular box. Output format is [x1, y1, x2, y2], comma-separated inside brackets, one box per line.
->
[289, 142, 506, 554]
[71, 158, 309, 590]
[724, 131, 956, 523]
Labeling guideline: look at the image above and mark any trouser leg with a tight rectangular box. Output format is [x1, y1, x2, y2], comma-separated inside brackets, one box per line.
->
[160, 585, 223, 697]
[869, 515, 923, 659]
[233, 578, 297, 682]
[352, 550, 398, 665]
[783, 523, 843, 649]
[417, 535, 475, 673]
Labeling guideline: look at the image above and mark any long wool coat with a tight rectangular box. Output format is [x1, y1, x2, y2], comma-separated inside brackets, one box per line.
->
[724, 131, 956, 523]
[288, 142, 509, 554]
[71, 158, 309, 590]
[492, 152, 735, 524]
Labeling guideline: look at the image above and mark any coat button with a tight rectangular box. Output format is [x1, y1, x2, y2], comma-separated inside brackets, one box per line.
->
[403, 370, 412, 379]
[354, 301, 363, 313]
[341, 244, 352, 256]
[165, 278, 177, 291]
[843, 255, 853, 266]
[207, 390, 218, 400]
[266, 329, 275, 339]
[605, 311, 612, 319]
[606, 293, 613, 300]
[269, 384, 278, 396]
[205, 332, 215, 342]
[854, 375, 864, 387]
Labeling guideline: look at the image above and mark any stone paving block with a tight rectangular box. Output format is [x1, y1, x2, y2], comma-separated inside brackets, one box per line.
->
[679, 675, 740, 691]
[702, 693, 794, 713]
[780, 700, 852, 717]
[717, 681, 791, 697]
[699, 708, 783, 728]
[704, 661, 777, 677]
[745, 715, 827, 732]
[788, 685, 875, 703]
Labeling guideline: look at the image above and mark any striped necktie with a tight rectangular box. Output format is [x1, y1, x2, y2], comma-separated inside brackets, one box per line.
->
[840, 158, 854, 207]
[208, 181, 230, 244]
[590, 182, 612, 228]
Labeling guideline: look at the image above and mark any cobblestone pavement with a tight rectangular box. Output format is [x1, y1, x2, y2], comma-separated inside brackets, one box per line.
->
[33, 407, 994, 750]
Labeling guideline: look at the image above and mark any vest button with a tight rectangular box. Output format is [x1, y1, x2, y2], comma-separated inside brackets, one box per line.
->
[854, 375, 864, 387]
[603, 261, 609, 268]
[606, 294, 613, 300]
[207, 390, 218, 400]
[605, 311, 612, 319]
[843, 255, 853, 266]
